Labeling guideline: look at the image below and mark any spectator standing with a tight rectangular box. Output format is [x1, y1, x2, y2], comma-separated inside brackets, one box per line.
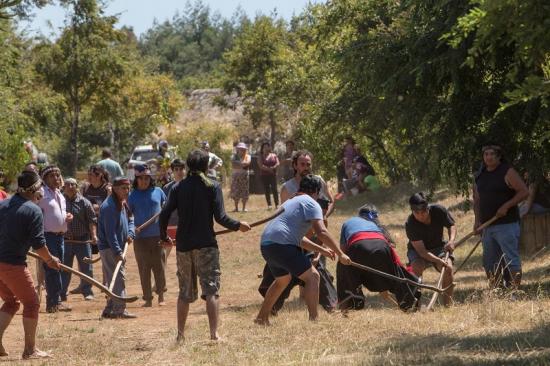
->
[162, 159, 186, 243]
[473, 144, 528, 289]
[61, 178, 97, 301]
[97, 149, 124, 180]
[81, 165, 111, 216]
[128, 165, 167, 307]
[258, 142, 280, 210]
[230, 142, 251, 212]
[280, 140, 296, 182]
[38, 165, 73, 313]
[201, 141, 223, 181]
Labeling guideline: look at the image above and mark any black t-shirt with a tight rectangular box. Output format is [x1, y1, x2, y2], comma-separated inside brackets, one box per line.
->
[0, 195, 46, 265]
[406, 204, 455, 250]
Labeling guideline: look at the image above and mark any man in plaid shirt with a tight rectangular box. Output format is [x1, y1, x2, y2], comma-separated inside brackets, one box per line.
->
[61, 178, 98, 301]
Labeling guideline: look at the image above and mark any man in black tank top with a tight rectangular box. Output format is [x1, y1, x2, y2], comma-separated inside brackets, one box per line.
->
[473, 144, 528, 289]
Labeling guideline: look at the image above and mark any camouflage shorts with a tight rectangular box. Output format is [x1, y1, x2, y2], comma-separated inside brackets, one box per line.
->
[176, 247, 221, 302]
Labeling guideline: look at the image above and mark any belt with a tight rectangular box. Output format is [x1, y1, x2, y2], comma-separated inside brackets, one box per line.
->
[45, 231, 65, 236]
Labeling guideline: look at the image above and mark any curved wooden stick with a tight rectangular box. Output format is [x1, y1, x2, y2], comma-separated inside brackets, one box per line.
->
[27, 251, 138, 303]
[83, 256, 101, 264]
[426, 216, 498, 310]
[350, 261, 453, 293]
[426, 252, 450, 311]
[135, 212, 160, 234]
[454, 239, 482, 275]
[214, 208, 285, 235]
[108, 241, 129, 292]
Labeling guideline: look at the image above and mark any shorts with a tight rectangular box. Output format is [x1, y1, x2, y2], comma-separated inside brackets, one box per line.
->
[261, 244, 312, 278]
[176, 247, 221, 302]
[407, 246, 454, 270]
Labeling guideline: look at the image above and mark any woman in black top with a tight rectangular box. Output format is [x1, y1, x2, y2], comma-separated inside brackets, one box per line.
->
[405, 192, 456, 306]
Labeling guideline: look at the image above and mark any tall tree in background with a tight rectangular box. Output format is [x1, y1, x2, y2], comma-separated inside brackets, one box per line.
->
[139, 0, 248, 89]
[221, 15, 290, 146]
[35, 0, 131, 174]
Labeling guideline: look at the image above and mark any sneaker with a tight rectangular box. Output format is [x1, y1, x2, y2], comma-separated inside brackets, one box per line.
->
[57, 303, 72, 312]
[84, 294, 95, 301]
[69, 287, 83, 295]
[142, 300, 152, 307]
[267, 205, 273, 210]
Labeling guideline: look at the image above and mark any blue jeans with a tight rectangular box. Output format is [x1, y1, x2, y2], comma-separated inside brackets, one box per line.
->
[482, 222, 521, 273]
[43, 232, 64, 308]
[61, 239, 94, 297]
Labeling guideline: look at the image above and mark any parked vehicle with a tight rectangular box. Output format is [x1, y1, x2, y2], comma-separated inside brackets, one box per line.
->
[126, 144, 175, 181]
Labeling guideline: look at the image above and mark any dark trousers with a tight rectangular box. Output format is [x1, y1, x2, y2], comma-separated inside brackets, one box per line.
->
[43, 232, 64, 308]
[336, 239, 420, 311]
[134, 236, 166, 301]
[258, 255, 337, 312]
[61, 238, 93, 297]
[260, 174, 279, 206]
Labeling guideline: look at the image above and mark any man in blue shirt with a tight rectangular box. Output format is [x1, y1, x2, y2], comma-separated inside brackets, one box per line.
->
[255, 174, 351, 326]
[128, 164, 167, 307]
[97, 177, 135, 319]
[97, 149, 124, 180]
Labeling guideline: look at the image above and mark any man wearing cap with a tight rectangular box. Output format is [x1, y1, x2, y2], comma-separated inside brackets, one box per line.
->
[255, 174, 351, 325]
[473, 144, 528, 289]
[338, 204, 420, 311]
[405, 192, 456, 306]
[159, 149, 251, 342]
[97, 177, 136, 319]
[61, 178, 97, 301]
[38, 165, 73, 313]
[128, 164, 167, 307]
[0, 171, 61, 359]
[201, 142, 223, 181]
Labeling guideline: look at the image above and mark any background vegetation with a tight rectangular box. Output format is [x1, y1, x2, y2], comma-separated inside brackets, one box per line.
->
[0, 0, 548, 190]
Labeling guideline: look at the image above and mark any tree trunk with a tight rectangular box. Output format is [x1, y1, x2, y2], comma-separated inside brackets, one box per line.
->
[269, 110, 276, 147]
[69, 102, 80, 176]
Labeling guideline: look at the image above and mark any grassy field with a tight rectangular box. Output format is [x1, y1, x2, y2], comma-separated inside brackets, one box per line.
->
[3, 183, 550, 365]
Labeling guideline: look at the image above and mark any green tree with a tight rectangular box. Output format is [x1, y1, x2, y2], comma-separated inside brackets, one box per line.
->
[34, 0, 130, 175]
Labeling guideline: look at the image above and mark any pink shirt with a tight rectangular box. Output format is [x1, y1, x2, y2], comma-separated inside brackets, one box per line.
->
[39, 185, 67, 233]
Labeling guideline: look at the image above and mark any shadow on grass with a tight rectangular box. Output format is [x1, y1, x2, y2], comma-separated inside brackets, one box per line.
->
[376, 321, 550, 365]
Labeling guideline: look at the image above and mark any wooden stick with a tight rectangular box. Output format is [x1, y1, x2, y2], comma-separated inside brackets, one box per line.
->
[27, 251, 138, 303]
[454, 239, 482, 275]
[82, 256, 101, 264]
[108, 241, 129, 292]
[426, 252, 450, 311]
[350, 261, 453, 293]
[64, 239, 94, 244]
[453, 216, 498, 250]
[214, 208, 285, 235]
[135, 212, 160, 234]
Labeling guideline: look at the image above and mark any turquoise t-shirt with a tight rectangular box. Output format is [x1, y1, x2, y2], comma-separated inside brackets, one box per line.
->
[128, 187, 166, 239]
[261, 194, 323, 247]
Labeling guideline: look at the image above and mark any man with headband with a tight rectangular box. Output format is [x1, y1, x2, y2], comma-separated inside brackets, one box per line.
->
[0, 171, 61, 359]
[38, 165, 73, 313]
[473, 144, 528, 289]
[405, 192, 456, 306]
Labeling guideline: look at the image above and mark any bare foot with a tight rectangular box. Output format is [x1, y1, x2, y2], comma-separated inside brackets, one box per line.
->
[22, 348, 51, 359]
[254, 318, 271, 326]
[0, 345, 8, 356]
[309, 315, 319, 321]
[210, 333, 221, 341]
[176, 333, 185, 344]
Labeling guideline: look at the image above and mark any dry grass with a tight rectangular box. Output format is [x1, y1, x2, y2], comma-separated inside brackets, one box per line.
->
[3, 184, 550, 365]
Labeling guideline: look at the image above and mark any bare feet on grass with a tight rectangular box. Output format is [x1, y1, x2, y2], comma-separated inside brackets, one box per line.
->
[254, 318, 271, 326]
[22, 348, 51, 359]
[210, 332, 220, 341]
[176, 333, 185, 344]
